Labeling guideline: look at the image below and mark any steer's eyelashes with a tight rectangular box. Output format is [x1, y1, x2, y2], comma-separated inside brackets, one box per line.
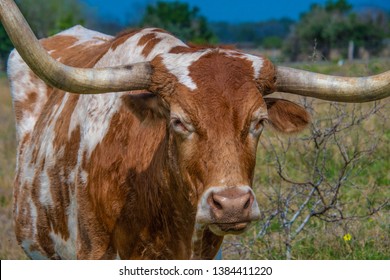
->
[250, 118, 267, 137]
[248, 107, 268, 137]
[170, 116, 194, 136]
[171, 118, 187, 131]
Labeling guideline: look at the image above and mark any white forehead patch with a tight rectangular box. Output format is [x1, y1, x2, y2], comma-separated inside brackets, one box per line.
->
[162, 50, 212, 91]
[162, 49, 264, 91]
[220, 49, 264, 79]
[243, 53, 264, 79]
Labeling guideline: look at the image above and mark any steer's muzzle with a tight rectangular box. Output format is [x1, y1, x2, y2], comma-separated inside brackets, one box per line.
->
[196, 186, 261, 236]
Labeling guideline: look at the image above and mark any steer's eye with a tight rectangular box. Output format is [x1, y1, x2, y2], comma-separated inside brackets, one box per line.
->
[250, 118, 267, 137]
[254, 119, 265, 131]
[171, 118, 189, 134]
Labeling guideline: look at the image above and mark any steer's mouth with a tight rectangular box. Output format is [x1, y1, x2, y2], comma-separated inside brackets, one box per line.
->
[208, 222, 251, 236]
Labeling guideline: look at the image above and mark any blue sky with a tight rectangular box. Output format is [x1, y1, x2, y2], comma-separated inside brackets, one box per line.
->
[82, 0, 390, 23]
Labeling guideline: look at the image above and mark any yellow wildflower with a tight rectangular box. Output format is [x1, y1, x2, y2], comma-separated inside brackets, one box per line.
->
[343, 233, 352, 242]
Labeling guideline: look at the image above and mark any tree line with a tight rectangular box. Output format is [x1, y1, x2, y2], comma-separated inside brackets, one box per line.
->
[284, 0, 389, 61]
[1, 0, 389, 69]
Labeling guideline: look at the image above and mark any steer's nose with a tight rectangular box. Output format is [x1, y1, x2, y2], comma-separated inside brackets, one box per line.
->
[207, 187, 255, 222]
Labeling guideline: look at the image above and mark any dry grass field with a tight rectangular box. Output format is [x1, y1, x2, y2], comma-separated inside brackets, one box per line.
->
[0, 75, 26, 259]
[0, 60, 388, 260]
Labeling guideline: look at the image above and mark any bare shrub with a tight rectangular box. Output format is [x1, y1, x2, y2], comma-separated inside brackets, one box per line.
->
[224, 97, 389, 259]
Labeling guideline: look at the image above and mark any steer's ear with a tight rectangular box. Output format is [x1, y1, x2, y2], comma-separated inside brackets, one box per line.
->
[122, 93, 169, 122]
[264, 97, 310, 133]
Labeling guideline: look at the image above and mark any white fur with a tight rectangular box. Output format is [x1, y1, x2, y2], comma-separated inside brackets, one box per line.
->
[220, 49, 264, 79]
[98, 28, 186, 65]
[144, 31, 187, 60]
[58, 25, 113, 46]
[243, 53, 264, 79]
[38, 170, 54, 207]
[49, 194, 77, 260]
[162, 50, 212, 91]
[7, 51, 49, 140]
[76, 93, 121, 158]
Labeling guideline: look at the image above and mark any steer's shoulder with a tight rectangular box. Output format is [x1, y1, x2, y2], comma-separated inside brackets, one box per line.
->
[39, 25, 113, 66]
[7, 26, 113, 140]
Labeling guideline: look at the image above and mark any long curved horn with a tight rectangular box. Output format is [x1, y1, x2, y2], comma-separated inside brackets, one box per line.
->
[276, 66, 390, 103]
[0, 0, 151, 94]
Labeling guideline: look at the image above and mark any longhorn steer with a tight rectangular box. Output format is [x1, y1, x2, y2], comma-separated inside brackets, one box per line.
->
[1, 0, 389, 259]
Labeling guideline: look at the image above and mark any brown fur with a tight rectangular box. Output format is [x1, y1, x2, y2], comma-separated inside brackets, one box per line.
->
[137, 33, 163, 57]
[143, 37, 163, 57]
[257, 58, 277, 96]
[265, 98, 310, 133]
[151, 28, 172, 35]
[41, 36, 111, 67]
[13, 91, 37, 122]
[138, 33, 157, 46]
[41, 35, 79, 53]
[161, 51, 263, 188]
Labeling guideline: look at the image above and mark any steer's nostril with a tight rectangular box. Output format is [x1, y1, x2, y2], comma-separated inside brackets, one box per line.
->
[243, 197, 251, 209]
[212, 196, 223, 210]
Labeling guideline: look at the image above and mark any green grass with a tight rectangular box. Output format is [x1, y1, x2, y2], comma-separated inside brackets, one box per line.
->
[289, 58, 390, 76]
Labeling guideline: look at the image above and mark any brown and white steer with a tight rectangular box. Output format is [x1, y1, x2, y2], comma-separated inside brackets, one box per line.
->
[1, 0, 389, 259]
[9, 25, 297, 260]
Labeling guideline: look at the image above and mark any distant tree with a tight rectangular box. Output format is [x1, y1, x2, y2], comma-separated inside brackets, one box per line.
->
[15, 0, 86, 37]
[210, 18, 294, 46]
[283, 0, 389, 61]
[262, 36, 283, 49]
[140, 1, 217, 44]
[0, 24, 14, 70]
[325, 0, 352, 13]
[0, 0, 89, 70]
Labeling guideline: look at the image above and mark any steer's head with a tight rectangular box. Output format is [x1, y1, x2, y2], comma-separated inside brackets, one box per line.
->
[145, 49, 309, 235]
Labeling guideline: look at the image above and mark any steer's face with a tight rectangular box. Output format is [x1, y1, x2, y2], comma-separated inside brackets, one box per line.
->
[144, 49, 309, 236]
